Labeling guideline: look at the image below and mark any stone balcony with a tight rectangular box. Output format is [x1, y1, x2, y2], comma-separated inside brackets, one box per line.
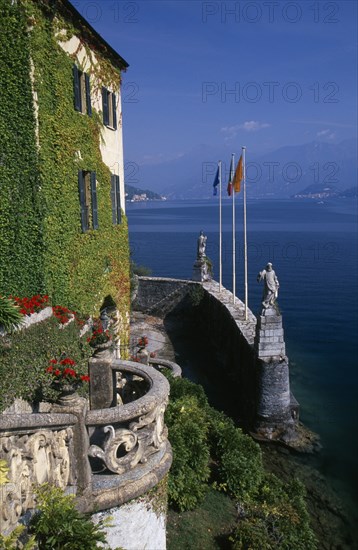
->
[0, 357, 173, 534]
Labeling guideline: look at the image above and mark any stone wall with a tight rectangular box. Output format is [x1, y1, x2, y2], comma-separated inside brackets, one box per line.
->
[134, 276, 298, 438]
[133, 277, 195, 317]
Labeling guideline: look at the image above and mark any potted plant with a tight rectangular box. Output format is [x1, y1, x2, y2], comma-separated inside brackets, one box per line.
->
[136, 335, 149, 365]
[87, 319, 113, 358]
[46, 356, 89, 401]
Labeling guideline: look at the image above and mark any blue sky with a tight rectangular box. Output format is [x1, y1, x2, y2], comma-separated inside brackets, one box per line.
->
[72, 0, 357, 166]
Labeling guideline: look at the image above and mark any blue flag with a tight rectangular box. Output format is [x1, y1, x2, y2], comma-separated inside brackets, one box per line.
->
[213, 165, 220, 195]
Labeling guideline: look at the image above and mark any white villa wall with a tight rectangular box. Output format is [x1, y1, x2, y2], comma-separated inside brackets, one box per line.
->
[92, 501, 167, 550]
[57, 34, 126, 213]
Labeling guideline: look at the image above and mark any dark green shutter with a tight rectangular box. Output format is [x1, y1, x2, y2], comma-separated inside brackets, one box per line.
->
[73, 65, 81, 112]
[85, 73, 92, 116]
[115, 175, 121, 223]
[112, 93, 117, 129]
[102, 86, 109, 126]
[110, 174, 117, 224]
[78, 170, 87, 232]
[90, 171, 98, 229]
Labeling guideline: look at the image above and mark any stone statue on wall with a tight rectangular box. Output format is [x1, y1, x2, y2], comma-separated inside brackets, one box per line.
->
[257, 262, 279, 309]
[193, 231, 211, 282]
[197, 230, 207, 260]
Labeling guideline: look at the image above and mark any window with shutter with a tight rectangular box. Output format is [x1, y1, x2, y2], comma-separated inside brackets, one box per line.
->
[102, 86, 109, 126]
[102, 87, 117, 129]
[78, 170, 98, 231]
[110, 173, 122, 224]
[73, 64, 92, 115]
[90, 171, 98, 229]
[78, 170, 88, 232]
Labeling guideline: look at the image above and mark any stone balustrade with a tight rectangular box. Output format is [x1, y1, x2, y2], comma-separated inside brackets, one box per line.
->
[0, 359, 172, 534]
[148, 357, 182, 378]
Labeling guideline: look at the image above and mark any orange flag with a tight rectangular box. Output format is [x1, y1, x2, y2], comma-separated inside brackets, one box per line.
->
[233, 155, 243, 193]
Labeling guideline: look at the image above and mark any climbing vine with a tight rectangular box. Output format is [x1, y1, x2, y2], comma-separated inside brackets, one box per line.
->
[0, 0, 44, 296]
[0, 0, 130, 335]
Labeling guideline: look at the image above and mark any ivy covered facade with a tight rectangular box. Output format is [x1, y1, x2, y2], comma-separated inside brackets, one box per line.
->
[0, 0, 130, 320]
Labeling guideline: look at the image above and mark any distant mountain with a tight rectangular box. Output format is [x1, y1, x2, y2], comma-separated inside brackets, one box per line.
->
[125, 184, 163, 201]
[133, 144, 225, 199]
[246, 139, 356, 199]
[133, 139, 357, 199]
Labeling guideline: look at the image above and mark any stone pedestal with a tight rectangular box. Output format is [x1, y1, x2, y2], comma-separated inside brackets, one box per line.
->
[136, 347, 149, 365]
[254, 306, 285, 359]
[89, 356, 117, 410]
[192, 259, 210, 282]
[254, 306, 297, 440]
[51, 395, 92, 493]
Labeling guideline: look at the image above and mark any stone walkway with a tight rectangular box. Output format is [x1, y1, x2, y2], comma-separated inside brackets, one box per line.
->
[129, 311, 175, 359]
[203, 280, 257, 346]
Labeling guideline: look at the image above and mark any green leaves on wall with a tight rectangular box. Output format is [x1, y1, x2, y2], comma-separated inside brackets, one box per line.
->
[0, 0, 130, 327]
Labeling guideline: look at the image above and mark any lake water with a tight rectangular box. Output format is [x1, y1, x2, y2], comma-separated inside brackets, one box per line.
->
[127, 198, 358, 530]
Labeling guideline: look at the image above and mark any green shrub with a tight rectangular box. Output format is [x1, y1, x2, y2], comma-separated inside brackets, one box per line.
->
[30, 484, 110, 549]
[0, 316, 90, 411]
[0, 296, 24, 333]
[165, 375, 316, 549]
[187, 284, 205, 307]
[130, 260, 152, 277]
[230, 474, 317, 550]
[165, 395, 210, 511]
[208, 408, 263, 501]
[167, 376, 209, 409]
[0, 526, 36, 550]
[166, 378, 263, 503]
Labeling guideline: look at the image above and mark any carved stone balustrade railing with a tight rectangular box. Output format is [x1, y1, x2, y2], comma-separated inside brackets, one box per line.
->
[83, 359, 172, 513]
[0, 412, 78, 534]
[0, 359, 172, 534]
[148, 357, 182, 378]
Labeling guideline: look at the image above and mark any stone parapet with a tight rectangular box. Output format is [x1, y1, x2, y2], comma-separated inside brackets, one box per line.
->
[0, 360, 172, 536]
[149, 357, 182, 378]
[132, 276, 194, 317]
[203, 280, 257, 346]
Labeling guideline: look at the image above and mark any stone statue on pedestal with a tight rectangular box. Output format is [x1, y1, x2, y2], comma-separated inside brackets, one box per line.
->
[193, 231, 211, 282]
[197, 230, 207, 259]
[257, 262, 279, 309]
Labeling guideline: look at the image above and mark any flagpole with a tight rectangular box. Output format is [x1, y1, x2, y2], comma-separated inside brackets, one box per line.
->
[231, 153, 236, 304]
[219, 160, 222, 291]
[243, 146, 248, 320]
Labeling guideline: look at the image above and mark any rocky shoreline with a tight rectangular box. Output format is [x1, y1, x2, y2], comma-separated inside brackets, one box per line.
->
[130, 311, 357, 550]
[261, 444, 355, 550]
